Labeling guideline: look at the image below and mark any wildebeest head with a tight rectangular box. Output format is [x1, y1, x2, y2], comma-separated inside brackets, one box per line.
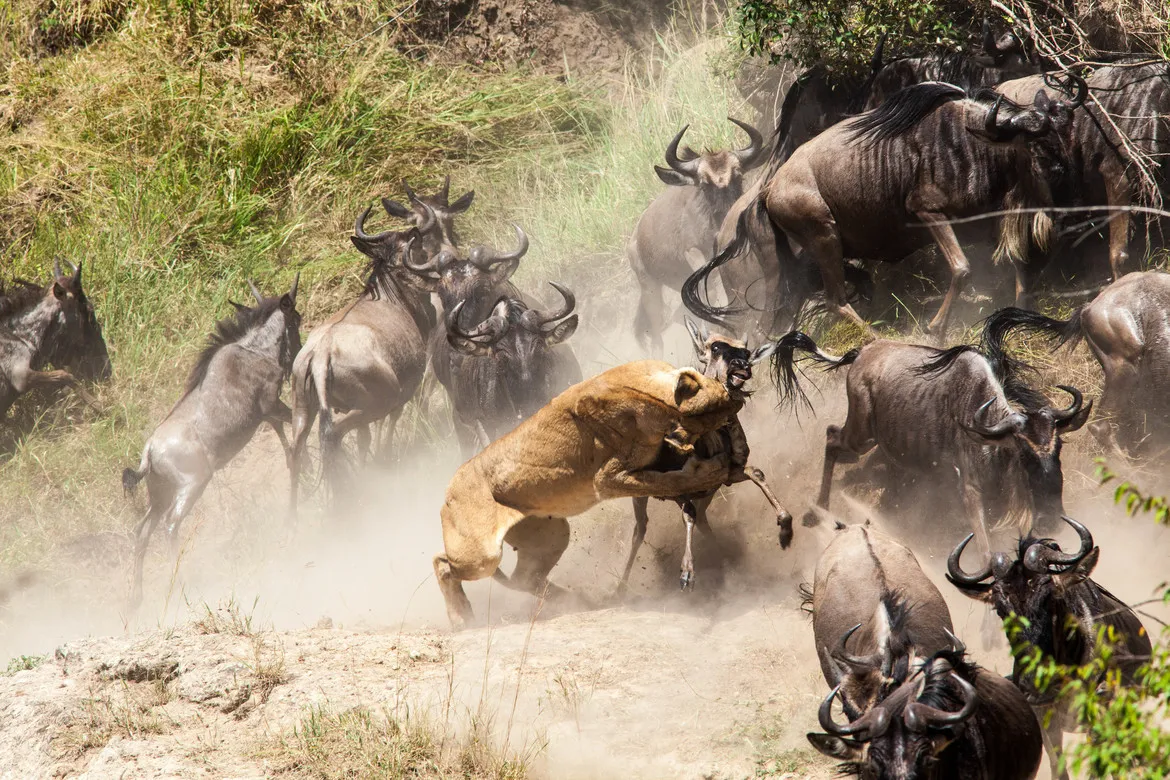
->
[243, 275, 303, 378]
[44, 260, 112, 382]
[446, 282, 578, 420]
[408, 224, 529, 316]
[961, 386, 1090, 530]
[810, 653, 979, 777]
[947, 516, 1150, 702]
[684, 316, 775, 401]
[380, 175, 474, 250]
[978, 17, 1029, 67]
[970, 72, 1086, 145]
[654, 117, 765, 192]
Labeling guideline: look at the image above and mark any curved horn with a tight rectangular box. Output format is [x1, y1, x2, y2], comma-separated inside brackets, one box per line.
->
[1051, 384, 1084, 424]
[947, 533, 994, 586]
[1024, 516, 1094, 572]
[53, 259, 64, 280]
[248, 280, 264, 305]
[414, 199, 437, 235]
[982, 17, 997, 55]
[402, 242, 442, 276]
[402, 180, 419, 205]
[904, 671, 978, 732]
[729, 117, 764, 168]
[943, 628, 967, 655]
[984, 95, 1005, 139]
[471, 224, 528, 270]
[831, 623, 882, 673]
[288, 271, 300, 304]
[1063, 73, 1088, 110]
[964, 397, 1023, 439]
[446, 299, 506, 345]
[438, 175, 451, 203]
[818, 686, 890, 740]
[533, 282, 576, 327]
[355, 205, 394, 241]
[70, 261, 82, 285]
[664, 125, 701, 179]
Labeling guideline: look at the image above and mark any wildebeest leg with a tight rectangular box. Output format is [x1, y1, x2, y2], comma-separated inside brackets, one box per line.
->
[741, 466, 795, 548]
[1082, 313, 1141, 455]
[1105, 176, 1132, 280]
[806, 423, 868, 526]
[375, 406, 404, 464]
[633, 270, 666, 358]
[355, 425, 372, 467]
[21, 369, 99, 409]
[129, 501, 167, 611]
[783, 217, 872, 335]
[164, 479, 210, 557]
[620, 497, 651, 587]
[918, 214, 971, 338]
[501, 515, 574, 605]
[679, 501, 698, 590]
[288, 387, 318, 518]
[1038, 708, 1070, 780]
[265, 402, 293, 460]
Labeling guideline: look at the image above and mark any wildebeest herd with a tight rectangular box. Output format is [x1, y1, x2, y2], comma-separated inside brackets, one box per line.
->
[3, 21, 1168, 779]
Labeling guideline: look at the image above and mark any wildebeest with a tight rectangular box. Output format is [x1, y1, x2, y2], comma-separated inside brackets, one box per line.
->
[979, 282, 1170, 455]
[685, 79, 1085, 337]
[771, 330, 1091, 557]
[0, 262, 111, 420]
[622, 318, 792, 589]
[811, 648, 1043, 780]
[380, 175, 475, 253]
[434, 360, 743, 629]
[997, 60, 1170, 281]
[124, 278, 301, 608]
[411, 222, 583, 455]
[443, 282, 580, 454]
[627, 117, 764, 356]
[288, 214, 434, 512]
[948, 515, 1151, 779]
[806, 523, 955, 719]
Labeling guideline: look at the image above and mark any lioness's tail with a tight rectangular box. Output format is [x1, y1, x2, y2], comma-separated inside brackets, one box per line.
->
[771, 331, 861, 411]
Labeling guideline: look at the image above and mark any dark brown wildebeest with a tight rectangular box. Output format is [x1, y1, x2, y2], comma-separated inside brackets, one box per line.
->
[806, 523, 955, 719]
[0, 263, 111, 420]
[771, 330, 1091, 557]
[979, 285, 1170, 455]
[288, 214, 434, 512]
[443, 281, 581, 455]
[811, 648, 1043, 780]
[627, 117, 764, 356]
[997, 60, 1170, 281]
[622, 318, 792, 590]
[380, 175, 475, 253]
[948, 516, 1151, 780]
[124, 278, 301, 608]
[685, 79, 1085, 337]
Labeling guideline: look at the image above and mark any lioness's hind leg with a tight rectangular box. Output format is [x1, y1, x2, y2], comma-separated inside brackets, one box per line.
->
[434, 554, 475, 631]
[504, 516, 573, 603]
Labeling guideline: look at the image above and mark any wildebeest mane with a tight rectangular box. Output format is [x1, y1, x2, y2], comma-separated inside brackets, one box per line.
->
[361, 246, 413, 306]
[915, 342, 1049, 410]
[845, 81, 966, 146]
[185, 298, 284, 395]
[0, 279, 46, 320]
[798, 582, 814, 615]
[918, 648, 977, 709]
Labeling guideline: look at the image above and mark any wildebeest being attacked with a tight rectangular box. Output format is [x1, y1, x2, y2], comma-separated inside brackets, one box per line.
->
[685, 79, 1086, 337]
[980, 274, 1170, 456]
[627, 117, 764, 356]
[288, 216, 435, 512]
[434, 360, 745, 629]
[772, 331, 1091, 557]
[0, 262, 111, 420]
[124, 278, 301, 608]
[948, 516, 1151, 779]
[806, 522, 955, 719]
[623, 318, 792, 590]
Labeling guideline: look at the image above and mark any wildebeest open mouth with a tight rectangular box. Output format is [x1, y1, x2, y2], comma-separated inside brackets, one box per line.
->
[728, 369, 751, 388]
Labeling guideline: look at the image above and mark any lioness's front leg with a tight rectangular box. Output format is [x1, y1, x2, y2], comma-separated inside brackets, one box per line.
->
[595, 452, 730, 500]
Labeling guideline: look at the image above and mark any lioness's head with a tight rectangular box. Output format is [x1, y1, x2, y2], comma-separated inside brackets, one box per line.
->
[685, 317, 776, 401]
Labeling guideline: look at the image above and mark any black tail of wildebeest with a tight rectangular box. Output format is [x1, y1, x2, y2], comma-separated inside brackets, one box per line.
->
[770, 331, 861, 411]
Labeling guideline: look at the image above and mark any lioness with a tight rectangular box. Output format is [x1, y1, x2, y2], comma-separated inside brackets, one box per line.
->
[434, 359, 741, 629]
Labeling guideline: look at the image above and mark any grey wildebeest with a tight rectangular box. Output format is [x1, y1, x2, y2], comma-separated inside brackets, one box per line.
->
[0, 263, 111, 420]
[979, 284, 1170, 455]
[997, 60, 1170, 281]
[288, 214, 434, 512]
[380, 175, 474, 253]
[622, 318, 792, 590]
[948, 515, 1151, 779]
[627, 117, 764, 356]
[806, 524, 1042, 779]
[124, 278, 301, 608]
[771, 330, 1091, 557]
[442, 281, 581, 455]
[434, 360, 743, 629]
[685, 79, 1086, 338]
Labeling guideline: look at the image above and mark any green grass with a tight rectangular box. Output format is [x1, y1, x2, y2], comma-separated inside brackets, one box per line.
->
[0, 2, 753, 567]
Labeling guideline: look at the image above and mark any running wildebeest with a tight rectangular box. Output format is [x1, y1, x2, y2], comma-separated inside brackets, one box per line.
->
[948, 516, 1151, 779]
[443, 281, 581, 455]
[627, 117, 764, 356]
[685, 79, 1086, 337]
[771, 330, 1091, 557]
[434, 360, 744, 629]
[0, 263, 110, 420]
[806, 523, 955, 720]
[124, 278, 301, 608]
[622, 318, 792, 590]
[411, 222, 582, 455]
[811, 647, 1043, 779]
[980, 283, 1170, 455]
[997, 60, 1170, 281]
[288, 214, 435, 513]
[380, 175, 475, 252]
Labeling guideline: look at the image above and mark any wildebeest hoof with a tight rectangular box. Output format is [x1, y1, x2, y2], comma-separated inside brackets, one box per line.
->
[801, 509, 821, 528]
[679, 571, 694, 590]
[777, 512, 794, 549]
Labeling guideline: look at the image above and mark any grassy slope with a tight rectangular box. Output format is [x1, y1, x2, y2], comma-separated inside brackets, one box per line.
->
[0, 1, 750, 566]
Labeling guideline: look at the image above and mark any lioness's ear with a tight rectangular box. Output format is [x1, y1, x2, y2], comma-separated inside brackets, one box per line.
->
[674, 370, 703, 406]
